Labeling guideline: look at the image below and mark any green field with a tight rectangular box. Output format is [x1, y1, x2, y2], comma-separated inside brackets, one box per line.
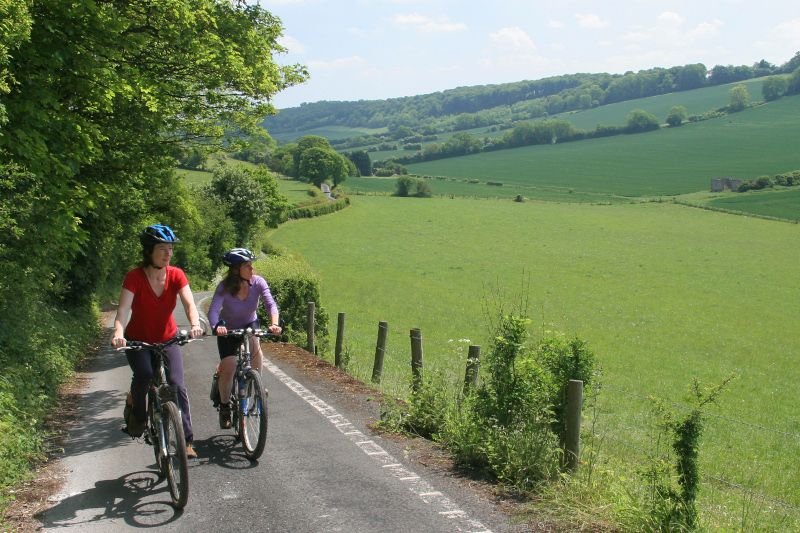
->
[552, 77, 767, 130]
[268, 195, 800, 526]
[286, 78, 769, 162]
[400, 95, 800, 197]
[707, 188, 800, 220]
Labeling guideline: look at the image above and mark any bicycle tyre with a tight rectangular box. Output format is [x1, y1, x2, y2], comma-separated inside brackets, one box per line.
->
[162, 401, 189, 509]
[239, 369, 268, 460]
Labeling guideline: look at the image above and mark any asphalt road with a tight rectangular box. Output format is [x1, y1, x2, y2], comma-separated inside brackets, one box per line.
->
[36, 295, 514, 532]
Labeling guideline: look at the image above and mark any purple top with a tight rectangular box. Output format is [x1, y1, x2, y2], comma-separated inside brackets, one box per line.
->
[207, 274, 279, 329]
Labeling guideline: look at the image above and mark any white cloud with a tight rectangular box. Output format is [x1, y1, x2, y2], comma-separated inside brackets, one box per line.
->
[689, 19, 724, 39]
[308, 56, 368, 71]
[489, 27, 536, 51]
[392, 13, 467, 32]
[548, 19, 565, 29]
[770, 18, 800, 48]
[575, 13, 609, 29]
[278, 34, 305, 54]
[657, 12, 684, 26]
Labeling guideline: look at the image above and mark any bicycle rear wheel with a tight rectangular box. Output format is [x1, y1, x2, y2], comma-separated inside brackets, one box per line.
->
[239, 369, 268, 460]
[161, 401, 189, 509]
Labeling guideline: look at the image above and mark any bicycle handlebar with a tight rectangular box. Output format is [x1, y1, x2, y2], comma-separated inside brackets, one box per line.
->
[221, 327, 279, 339]
[116, 330, 202, 351]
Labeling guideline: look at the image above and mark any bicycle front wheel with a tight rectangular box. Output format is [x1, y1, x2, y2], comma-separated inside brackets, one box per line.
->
[162, 401, 189, 509]
[239, 369, 268, 460]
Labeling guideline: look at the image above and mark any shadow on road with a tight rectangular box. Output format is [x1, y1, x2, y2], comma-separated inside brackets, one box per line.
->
[38, 470, 183, 528]
[61, 388, 131, 457]
[192, 434, 260, 470]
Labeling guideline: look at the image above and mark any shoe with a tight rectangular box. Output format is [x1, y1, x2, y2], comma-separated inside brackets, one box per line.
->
[219, 403, 232, 429]
[126, 414, 145, 438]
[186, 443, 198, 459]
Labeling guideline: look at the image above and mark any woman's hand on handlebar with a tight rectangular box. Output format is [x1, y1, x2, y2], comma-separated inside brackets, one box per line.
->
[190, 324, 204, 339]
[267, 323, 282, 335]
[112, 335, 127, 348]
[215, 325, 228, 336]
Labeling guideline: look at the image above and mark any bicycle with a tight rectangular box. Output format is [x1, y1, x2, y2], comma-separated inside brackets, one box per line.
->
[119, 331, 199, 509]
[210, 327, 271, 460]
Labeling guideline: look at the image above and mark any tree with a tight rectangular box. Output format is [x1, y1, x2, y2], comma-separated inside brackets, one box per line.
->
[728, 84, 750, 112]
[292, 135, 333, 177]
[666, 105, 688, 127]
[347, 150, 372, 176]
[299, 146, 349, 188]
[626, 109, 660, 133]
[0, 0, 308, 306]
[205, 165, 289, 246]
[762, 76, 789, 101]
[787, 67, 800, 95]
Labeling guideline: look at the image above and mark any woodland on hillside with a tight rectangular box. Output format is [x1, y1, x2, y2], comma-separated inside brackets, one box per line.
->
[264, 53, 800, 137]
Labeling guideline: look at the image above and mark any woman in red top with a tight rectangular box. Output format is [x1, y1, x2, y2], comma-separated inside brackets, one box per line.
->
[111, 224, 204, 459]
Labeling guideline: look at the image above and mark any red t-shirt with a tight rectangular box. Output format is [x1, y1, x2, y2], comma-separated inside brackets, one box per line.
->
[122, 266, 188, 343]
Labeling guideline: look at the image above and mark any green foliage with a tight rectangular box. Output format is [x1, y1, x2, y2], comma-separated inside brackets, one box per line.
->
[644, 375, 736, 530]
[346, 150, 372, 176]
[286, 196, 350, 220]
[787, 67, 800, 95]
[299, 146, 349, 187]
[536, 334, 596, 446]
[205, 164, 289, 245]
[257, 253, 329, 353]
[379, 371, 452, 439]
[762, 75, 789, 101]
[666, 105, 688, 127]
[395, 176, 432, 197]
[625, 109, 661, 133]
[728, 83, 751, 112]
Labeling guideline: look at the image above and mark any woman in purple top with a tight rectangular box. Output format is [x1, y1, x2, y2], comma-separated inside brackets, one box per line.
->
[207, 248, 281, 429]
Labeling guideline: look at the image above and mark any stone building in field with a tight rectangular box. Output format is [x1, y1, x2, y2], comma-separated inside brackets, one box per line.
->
[710, 177, 743, 192]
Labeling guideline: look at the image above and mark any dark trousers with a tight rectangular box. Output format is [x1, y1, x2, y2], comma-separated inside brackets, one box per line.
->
[126, 343, 193, 443]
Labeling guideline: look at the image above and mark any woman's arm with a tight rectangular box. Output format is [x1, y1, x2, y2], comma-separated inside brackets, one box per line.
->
[178, 284, 204, 338]
[112, 288, 134, 348]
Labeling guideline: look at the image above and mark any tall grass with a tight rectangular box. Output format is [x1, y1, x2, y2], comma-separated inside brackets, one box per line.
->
[268, 194, 800, 525]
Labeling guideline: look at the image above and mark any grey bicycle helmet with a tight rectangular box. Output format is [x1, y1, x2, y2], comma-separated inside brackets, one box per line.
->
[140, 224, 180, 246]
[223, 247, 256, 266]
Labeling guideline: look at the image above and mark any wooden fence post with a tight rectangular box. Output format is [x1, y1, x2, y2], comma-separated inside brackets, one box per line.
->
[306, 301, 316, 355]
[462, 345, 481, 396]
[410, 328, 423, 394]
[371, 321, 388, 384]
[565, 379, 584, 471]
[334, 312, 345, 369]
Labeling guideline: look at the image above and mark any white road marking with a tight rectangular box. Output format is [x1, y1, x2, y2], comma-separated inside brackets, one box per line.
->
[264, 358, 494, 533]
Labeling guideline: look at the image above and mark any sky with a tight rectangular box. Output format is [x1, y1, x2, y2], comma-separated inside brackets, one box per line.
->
[260, 0, 800, 110]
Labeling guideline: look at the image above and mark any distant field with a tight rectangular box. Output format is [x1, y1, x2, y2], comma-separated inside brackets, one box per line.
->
[403, 95, 800, 197]
[271, 124, 388, 144]
[268, 194, 800, 526]
[343, 175, 635, 204]
[554, 77, 766, 130]
[706, 188, 800, 220]
[280, 79, 768, 162]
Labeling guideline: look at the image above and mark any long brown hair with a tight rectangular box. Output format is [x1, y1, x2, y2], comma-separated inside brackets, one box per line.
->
[223, 264, 244, 295]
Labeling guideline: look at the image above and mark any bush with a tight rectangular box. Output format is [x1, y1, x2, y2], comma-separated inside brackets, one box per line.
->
[256, 253, 329, 354]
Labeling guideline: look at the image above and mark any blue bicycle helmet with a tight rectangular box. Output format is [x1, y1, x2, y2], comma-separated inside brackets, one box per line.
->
[140, 224, 180, 246]
[223, 247, 256, 266]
